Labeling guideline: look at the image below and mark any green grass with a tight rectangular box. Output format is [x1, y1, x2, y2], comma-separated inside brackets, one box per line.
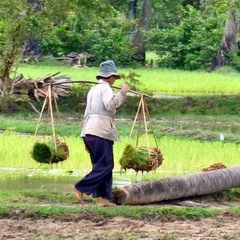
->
[0, 115, 83, 136]
[2, 114, 240, 143]
[0, 189, 79, 205]
[145, 51, 159, 64]
[0, 189, 227, 220]
[0, 203, 224, 220]
[90, 205, 221, 219]
[17, 62, 240, 96]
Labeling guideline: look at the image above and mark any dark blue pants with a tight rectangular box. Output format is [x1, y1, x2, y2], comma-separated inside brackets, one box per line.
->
[75, 135, 114, 200]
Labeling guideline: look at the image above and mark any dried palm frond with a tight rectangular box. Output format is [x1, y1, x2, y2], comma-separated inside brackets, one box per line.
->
[13, 72, 72, 101]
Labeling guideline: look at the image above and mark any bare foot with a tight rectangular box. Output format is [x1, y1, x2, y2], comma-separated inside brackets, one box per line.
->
[74, 187, 84, 206]
[97, 197, 116, 207]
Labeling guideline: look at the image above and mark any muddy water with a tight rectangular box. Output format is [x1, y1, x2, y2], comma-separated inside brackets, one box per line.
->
[0, 168, 132, 193]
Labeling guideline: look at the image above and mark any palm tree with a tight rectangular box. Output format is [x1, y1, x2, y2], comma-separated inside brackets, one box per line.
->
[113, 165, 240, 205]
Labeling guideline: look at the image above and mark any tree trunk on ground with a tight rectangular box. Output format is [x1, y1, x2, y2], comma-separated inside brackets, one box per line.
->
[131, 0, 152, 63]
[210, 11, 239, 71]
[113, 165, 240, 205]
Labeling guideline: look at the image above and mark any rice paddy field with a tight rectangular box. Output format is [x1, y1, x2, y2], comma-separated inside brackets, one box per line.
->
[2, 61, 240, 189]
[0, 130, 239, 181]
[18, 62, 240, 96]
[2, 62, 240, 240]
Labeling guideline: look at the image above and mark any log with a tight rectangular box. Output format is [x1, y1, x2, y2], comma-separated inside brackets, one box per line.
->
[113, 165, 240, 205]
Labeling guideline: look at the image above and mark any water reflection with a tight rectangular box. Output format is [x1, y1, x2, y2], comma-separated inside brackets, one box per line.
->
[0, 168, 190, 193]
[0, 168, 132, 193]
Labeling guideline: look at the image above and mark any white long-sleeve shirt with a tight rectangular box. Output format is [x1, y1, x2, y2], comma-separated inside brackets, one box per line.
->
[81, 80, 127, 142]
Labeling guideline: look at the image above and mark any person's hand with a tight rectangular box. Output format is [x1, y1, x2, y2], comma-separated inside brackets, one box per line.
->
[121, 83, 130, 94]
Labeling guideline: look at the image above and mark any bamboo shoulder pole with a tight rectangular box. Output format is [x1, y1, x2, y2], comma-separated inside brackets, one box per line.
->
[49, 80, 151, 98]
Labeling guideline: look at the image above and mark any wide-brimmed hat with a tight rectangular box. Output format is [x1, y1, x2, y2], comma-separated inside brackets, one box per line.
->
[96, 60, 121, 79]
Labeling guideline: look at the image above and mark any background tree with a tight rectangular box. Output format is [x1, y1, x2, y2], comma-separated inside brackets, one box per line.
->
[147, 6, 225, 70]
[0, 0, 75, 97]
[131, 0, 153, 63]
[150, 0, 185, 28]
[127, 0, 138, 22]
[42, 1, 135, 66]
[207, 0, 240, 71]
[0, 0, 38, 97]
[22, 0, 43, 62]
[0, 0, 113, 98]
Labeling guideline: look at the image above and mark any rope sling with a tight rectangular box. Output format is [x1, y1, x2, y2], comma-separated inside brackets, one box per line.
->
[119, 94, 164, 172]
[31, 84, 69, 165]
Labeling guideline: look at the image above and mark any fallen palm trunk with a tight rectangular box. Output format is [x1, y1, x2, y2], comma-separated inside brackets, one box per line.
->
[113, 165, 240, 205]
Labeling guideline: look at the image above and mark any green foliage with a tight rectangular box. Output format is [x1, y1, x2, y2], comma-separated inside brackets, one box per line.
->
[42, 16, 135, 66]
[147, 7, 225, 70]
[120, 71, 142, 91]
[42, 22, 88, 57]
[0, 0, 78, 97]
[0, 95, 31, 113]
[151, 0, 185, 28]
[20, 190, 79, 204]
[202, 0, 240, 12]
[229, 50, 240, 71]
[90, 27, 134, 66]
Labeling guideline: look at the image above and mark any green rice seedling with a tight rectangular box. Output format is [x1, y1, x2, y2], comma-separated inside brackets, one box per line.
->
[31, 141, 54, 163]
[119, 144, 148, 168]
[119, 144, 163, 172]
[31, 136, 69, 164]
[1, 132, 240, 179]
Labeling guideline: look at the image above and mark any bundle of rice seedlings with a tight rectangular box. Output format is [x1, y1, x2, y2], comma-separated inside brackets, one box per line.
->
[119, 144, 163, 172]
[31, 136, 69, 164]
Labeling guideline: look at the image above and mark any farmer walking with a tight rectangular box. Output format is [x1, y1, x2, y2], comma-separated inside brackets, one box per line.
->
[74, 60, 130, 206]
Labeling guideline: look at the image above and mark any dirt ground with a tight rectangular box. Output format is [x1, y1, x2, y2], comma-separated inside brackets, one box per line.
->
[1, 207, 240, 240]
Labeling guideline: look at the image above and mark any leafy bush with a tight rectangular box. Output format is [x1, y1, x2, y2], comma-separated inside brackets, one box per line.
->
[42, 15, 135, 67]
[147, 7, 225, 70]
[42, 25, 85, 57]
[0, 95, 30, 113]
